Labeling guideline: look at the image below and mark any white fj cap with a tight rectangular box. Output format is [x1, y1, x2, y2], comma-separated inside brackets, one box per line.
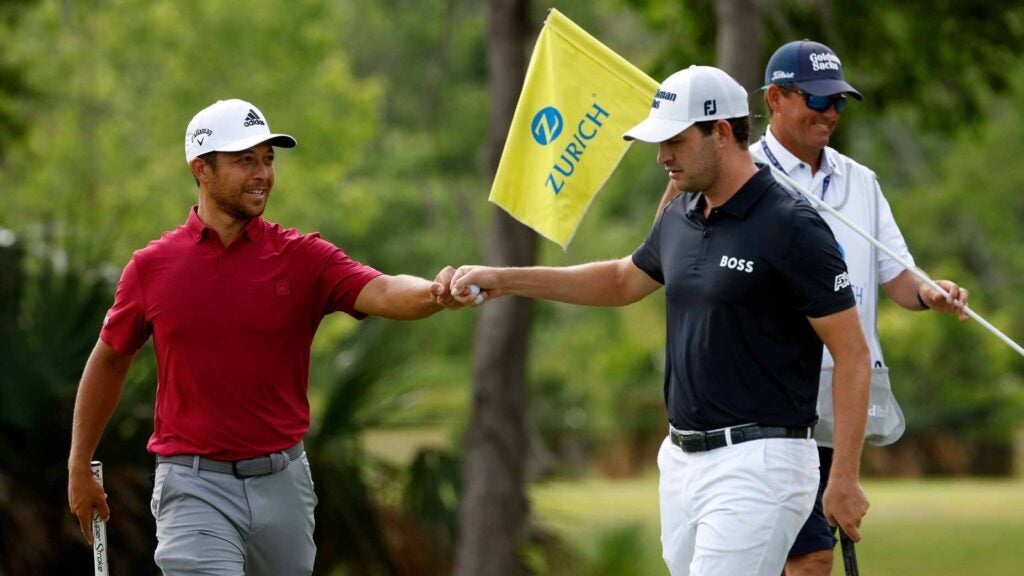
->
[184, 99, 296, 163]
[623, 65, 750, 143]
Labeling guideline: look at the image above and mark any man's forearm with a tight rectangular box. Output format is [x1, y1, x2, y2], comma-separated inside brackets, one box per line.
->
[497, 260, 644, 307]
[69, 341, 132, 472]
[882, 269, 925, 310]
[380, 274, 445, 320]
[829, 357, 870, 479]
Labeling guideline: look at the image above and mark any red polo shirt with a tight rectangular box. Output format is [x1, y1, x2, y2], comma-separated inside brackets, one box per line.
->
[100, 207, 381, 460]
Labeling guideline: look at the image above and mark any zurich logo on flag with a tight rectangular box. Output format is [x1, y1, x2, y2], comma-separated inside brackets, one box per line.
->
[531, 106, 564, 145]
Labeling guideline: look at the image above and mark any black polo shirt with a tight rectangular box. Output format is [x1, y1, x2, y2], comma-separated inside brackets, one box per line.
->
[632, 166, 854, 431]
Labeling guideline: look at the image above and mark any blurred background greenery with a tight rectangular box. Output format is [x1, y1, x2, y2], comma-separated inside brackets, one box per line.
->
[1, 0, 1022, 574]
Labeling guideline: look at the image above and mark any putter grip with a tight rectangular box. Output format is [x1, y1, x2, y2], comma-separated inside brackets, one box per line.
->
[469, 284, 484, 305]
[91, 461, 109, 576]
[840, 529, 859, 576]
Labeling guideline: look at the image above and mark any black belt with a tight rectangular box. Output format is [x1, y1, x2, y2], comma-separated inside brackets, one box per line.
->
[670, 424, 811, 453]
[156, 441, 304, 478]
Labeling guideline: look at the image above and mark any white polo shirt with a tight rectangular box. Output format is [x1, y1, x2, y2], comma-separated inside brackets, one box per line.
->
[751, 127, 915, 370]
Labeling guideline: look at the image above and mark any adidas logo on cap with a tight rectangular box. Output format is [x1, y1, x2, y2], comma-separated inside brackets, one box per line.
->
[243, 109, 266, 128]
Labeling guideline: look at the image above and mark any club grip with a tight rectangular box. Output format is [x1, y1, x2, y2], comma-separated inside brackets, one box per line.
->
[839, 528, 859, 576]
[90, 461, 109, 575]
[469, 284, 485, 305]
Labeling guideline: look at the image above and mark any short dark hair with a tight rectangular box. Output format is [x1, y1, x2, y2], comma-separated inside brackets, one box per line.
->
[694, 116, 751, 147]
[192, 151, 218, 187]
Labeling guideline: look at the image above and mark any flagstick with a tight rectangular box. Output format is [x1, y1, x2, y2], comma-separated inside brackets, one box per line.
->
[768, 166, 1024, 358]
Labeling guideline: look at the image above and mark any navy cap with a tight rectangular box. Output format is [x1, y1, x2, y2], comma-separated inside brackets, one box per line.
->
[764, 40, 863, 100]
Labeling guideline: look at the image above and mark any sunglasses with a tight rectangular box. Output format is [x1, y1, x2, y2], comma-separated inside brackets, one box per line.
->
[790, 87, 847, 113]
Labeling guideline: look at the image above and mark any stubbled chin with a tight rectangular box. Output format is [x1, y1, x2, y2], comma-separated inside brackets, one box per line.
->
[243, 196, 267, 217]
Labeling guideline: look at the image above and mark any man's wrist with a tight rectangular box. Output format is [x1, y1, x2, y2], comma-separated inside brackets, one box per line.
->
[916, 290, 930, 310]
[69, 458, 93, 475]
[828, 468, 861, 485]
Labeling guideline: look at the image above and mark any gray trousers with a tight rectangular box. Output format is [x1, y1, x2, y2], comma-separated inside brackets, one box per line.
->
[150, 454, 317, 575]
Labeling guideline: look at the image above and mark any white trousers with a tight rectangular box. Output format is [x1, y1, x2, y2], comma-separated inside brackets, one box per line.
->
[658, 434, 819, 576]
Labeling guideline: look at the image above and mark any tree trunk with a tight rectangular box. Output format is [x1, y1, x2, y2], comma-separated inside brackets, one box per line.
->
[452, 1, 533, 575]
[715, 0, 764, 92]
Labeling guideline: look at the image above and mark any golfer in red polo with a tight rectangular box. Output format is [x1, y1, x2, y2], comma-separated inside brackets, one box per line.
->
[67, 99, 464, 575]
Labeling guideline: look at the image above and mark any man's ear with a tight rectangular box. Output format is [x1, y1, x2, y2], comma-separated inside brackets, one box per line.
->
[764, 84, 783, 116]
[714, 119, 734, 146]
[190, 157, 210, 183]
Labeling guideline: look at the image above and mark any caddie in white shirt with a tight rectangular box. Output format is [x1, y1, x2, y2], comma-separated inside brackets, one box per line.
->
[657, 40, 970, 576]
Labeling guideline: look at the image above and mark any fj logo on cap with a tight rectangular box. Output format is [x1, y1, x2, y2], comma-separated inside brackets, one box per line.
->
[704, 100, 717, 115]
[244, 109, 266, 127]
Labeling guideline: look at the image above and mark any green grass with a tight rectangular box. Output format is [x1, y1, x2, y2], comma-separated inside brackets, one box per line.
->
[362, 426, 454, 465]
[853, 479, 1024, 575]
[531, 474, 1024, 575]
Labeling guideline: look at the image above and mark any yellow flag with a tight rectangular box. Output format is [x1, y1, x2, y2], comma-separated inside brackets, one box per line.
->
[489, 9, 659, 248]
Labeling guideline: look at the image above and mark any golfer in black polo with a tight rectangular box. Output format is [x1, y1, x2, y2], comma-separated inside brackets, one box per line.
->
[450, 65, 871, 576]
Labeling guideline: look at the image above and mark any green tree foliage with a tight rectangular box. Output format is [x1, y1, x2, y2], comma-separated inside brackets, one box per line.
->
[1, 0, 1023, 571]
[829, 0, 1024, 131]
[0, 0, 35, 158]
[309, 319, 454, 575]
[1, 0, 381, 264]
[0, 1, 476, 573]
[0, 231, 159, 574]
[625, 0, 1024, 126]
[880, 71, 1024, 470]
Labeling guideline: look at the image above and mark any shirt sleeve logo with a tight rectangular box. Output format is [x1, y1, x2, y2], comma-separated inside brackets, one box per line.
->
[834, 271, 851, 291]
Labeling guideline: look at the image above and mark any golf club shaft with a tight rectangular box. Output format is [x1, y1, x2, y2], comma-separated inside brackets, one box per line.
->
[769, 166, 1024, 358]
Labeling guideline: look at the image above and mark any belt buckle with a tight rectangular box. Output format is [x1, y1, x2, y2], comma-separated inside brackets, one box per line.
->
[722, 423, 758, 446]
[270, 452, 289, 473]
[232, 452, 289, 478]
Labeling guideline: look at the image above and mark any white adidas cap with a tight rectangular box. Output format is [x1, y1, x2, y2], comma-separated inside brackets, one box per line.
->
[184, 99, 297, 163]
[623, 65, 749, 143]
